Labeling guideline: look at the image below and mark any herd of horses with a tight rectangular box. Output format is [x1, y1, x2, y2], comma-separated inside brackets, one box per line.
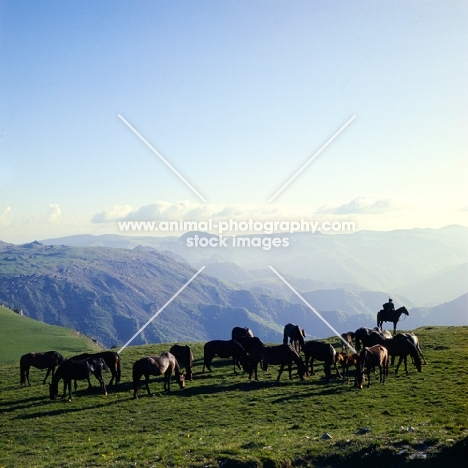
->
[19, 316, 424, 400]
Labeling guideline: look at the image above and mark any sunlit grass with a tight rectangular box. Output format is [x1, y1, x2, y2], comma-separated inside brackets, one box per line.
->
[0, 326, 467, 467]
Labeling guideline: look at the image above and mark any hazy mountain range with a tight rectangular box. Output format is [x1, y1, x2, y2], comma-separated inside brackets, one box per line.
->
[0, 226, 466, 347]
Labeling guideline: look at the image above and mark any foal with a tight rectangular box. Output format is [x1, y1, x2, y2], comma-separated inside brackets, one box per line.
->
[356, 345, 388, 389]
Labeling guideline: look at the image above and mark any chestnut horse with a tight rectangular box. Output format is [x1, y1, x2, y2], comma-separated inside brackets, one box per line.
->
[132, 352, 185, 398]
[357, 344, 388, 388]
[20, 351, 65, 386]
[336, 352, 360, 385]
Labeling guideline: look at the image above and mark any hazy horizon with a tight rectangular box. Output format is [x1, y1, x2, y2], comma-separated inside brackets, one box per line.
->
[1, 2, 467, 244]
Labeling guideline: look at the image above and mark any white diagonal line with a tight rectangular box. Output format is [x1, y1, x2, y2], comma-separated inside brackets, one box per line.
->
[118, 266, 206, 354]
[268, 115, 356, 202]
[118, 114, 207, 202]
[269, 266, 357, 353]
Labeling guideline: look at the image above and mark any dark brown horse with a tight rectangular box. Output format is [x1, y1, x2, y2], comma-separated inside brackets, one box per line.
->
[283, 323, 306, 352]
[49, 357, 107, 401]
[261, 344, 307, 381]
[202, 340, 251, 374]
[303, 341, 342, 381]
[393, 332, 427, 364]
[231, 327, 254, 340]
[382, 336, 423, 374]
[170, 344, 194, 380]
[354, 327, 392, 351]
[357, 344, 389, 389]
[70, 351, 121, 386]
[377, 306, 409, 334]
[132, 352, 185, 398]
[20, 351, 65, 386]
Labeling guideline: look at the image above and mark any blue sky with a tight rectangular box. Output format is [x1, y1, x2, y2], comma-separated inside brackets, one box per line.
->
[1, 1, 467, 243]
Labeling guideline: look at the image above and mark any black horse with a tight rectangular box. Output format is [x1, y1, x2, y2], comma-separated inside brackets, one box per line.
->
[70, 351, 121, 386]
[231, 327, 254, 340]
[283, 323, 306, 352]
[377, 306, 409, 334]
[261, 344, 307, 381]
[202, 340, 251, 374]
[20, 351, 65, 386]
[132, 352, 185, 398]
[170, 344, 194, 380]
[49, 357, 108, 401]
[303, 341, 342, 381]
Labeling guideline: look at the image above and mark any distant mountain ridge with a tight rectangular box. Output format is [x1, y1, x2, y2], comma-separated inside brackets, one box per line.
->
[42, 225, 468, 306]
[1, 236, 466, 347]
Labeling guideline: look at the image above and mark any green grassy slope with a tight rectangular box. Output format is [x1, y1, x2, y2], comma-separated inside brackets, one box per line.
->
[0, 326, 467, 467]
[0, 306, 102, 365]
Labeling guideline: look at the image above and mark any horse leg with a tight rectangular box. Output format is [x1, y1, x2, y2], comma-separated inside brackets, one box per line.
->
[277, 363, 285, 381]
[144, 374, 152, 396]
[310, 358, 316, 376]
[67, 380, 73, 401]
[333, 362, 342, 379]
[395, 356, 402, 375]
[43, 367, 52, 384]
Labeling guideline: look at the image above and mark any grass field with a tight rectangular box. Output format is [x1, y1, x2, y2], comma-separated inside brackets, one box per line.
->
[0, 306, 102, 366]
[0, 326, 467, 467]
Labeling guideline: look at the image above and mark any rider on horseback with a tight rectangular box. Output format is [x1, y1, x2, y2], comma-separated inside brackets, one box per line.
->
[382, 298, 395, 313]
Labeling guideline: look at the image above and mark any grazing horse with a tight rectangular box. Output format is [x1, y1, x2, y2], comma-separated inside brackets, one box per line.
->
[261, 344, 307, 381]
[336, 352, 360, 385]
[202, 340, 251, 374]
[132, 352, 185, 398]
[393, 333, 427, 364]
[49, 357, 107, 401]
[231, 327, 254, 340]
[354, 327, 391, 351]
[340, 332, 355, 352]
[377, 306, 409, 334]
[356, 344, 389, 389]
[20, 351, 65, 386]
[283, 323, 306, 352]
[231, 337, 265, 381]
[382, 337, 423, 374]
[70, 351, 121, 386]
[303, 341, 342, 381]
[170, 344, 194, 380]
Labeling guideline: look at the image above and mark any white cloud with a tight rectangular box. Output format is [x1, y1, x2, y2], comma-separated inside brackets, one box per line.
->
[0, 206, 11, 226]
[47, 204, 62, 222]
[315, 195, 395, 215]
[91, 205, 133, 223]
[91, 200, 307, 224]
